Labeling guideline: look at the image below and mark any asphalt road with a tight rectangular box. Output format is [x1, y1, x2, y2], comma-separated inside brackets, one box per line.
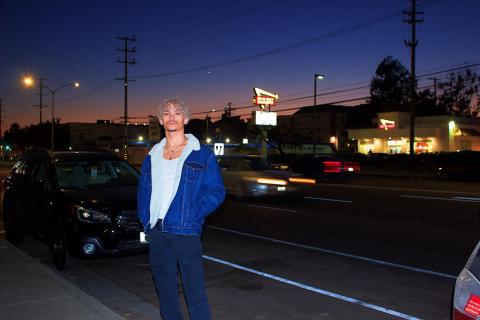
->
[1, 169, 479, 319]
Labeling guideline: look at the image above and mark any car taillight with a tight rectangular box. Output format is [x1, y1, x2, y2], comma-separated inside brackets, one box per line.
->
[323, 161, 342, 173]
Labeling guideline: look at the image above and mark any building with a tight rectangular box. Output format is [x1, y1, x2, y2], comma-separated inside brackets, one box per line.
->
[60, 121, 150, 166]
[348, 111, 480, 154]
[274, 104, 352, 152]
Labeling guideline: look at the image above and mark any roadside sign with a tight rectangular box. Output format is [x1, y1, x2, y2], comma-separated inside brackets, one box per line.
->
[214, 143, 224, 156]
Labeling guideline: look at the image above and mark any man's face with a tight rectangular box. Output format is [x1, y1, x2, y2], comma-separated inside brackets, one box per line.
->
[161, 105, 188, 132]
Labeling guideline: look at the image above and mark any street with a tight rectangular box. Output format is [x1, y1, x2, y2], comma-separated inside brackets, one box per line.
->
[1, 168, 479, 320]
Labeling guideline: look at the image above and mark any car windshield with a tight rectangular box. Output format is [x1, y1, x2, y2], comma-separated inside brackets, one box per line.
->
[55, 160, 139, 189]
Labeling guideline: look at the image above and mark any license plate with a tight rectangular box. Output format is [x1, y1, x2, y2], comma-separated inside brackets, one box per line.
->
[140, 232, 149, 243]
[277, 186, 286, 191]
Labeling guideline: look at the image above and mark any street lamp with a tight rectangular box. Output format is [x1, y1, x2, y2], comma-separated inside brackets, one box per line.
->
[44, 82, 80, 151]
[205, 108, 215, 143]
[313, 73, 325, 154]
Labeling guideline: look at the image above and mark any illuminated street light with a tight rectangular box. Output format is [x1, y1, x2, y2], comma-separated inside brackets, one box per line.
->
[313, 73, 325, 155]
[44, 82, 80, 151]
[138, 136, 144, 142]
[23, 76, 34, 87]
[206, 138, 212, 144]
[225, 138, 230, 143]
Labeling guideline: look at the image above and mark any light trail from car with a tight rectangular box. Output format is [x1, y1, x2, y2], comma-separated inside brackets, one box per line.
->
[401, 195, 480, 203]
[206, 225, 457, 280]
[203, 254, 422, 320]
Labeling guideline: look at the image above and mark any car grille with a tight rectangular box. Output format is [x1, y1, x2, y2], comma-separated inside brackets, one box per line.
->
[116, 210, 143, 233]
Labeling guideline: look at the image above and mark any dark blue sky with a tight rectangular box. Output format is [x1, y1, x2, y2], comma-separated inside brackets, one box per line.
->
[1, 0, 479, 130]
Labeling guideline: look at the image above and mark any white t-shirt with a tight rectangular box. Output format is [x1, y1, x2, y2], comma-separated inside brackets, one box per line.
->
[151, 157, 180, 226]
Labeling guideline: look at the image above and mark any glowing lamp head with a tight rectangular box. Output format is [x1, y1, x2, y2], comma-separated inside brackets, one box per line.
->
[23, 76, 34, 87]
[74, 82, 80, 88]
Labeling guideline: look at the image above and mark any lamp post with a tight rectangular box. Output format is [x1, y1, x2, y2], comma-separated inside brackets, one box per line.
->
[44, 82, 80, 151]
[313, 73, 325, 154]
[205, 109, 215, 143]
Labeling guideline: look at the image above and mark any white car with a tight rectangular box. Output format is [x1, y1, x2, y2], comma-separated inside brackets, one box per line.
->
[218, 155, 316, 200]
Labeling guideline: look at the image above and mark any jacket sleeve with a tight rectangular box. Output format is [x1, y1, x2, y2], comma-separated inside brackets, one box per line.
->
[196, 150, 225, 217]
[137, 155, 152, 230]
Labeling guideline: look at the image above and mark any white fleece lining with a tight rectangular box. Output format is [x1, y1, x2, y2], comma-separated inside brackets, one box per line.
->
[148, 133, 201, 228]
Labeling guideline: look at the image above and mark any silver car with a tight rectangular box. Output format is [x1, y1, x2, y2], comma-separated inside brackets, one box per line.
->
[218, 155, 316, 200]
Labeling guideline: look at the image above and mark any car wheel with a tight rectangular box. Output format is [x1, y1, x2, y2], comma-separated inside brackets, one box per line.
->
[234, 183, 247, 200]
[50, 222, 69, 271]
[2, 205, 25, 243]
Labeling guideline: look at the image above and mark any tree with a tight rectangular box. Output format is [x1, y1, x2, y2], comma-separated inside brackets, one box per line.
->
[437, 69, 480, 117]
[369, 56, 411, 112]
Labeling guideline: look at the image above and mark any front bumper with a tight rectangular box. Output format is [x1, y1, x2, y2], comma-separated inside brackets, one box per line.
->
[69, 213, 148, 257]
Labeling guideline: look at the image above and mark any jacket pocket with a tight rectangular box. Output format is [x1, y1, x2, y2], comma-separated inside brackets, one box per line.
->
[184, 161, 206, 184]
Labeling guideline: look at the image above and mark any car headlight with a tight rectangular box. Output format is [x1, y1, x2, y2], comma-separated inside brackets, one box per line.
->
[256, 178, 288, 186]
[75, 205, 111, 223]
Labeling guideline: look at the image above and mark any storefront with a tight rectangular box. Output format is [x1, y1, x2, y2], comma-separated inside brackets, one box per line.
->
[348, 112, 480, 154]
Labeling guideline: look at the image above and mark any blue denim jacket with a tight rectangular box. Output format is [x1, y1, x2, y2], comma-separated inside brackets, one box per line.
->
[137, 145, 225, 235]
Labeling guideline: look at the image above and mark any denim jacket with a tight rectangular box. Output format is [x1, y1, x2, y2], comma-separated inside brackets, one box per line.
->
[137, 140, 225, 235]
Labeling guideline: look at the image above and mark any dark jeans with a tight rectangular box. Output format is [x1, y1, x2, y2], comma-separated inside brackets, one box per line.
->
[149, 226, 211, 320]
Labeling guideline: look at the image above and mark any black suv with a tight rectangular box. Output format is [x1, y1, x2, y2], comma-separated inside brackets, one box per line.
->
[1, 150, 146, 270]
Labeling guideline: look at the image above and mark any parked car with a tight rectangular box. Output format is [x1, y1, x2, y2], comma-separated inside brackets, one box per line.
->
[452, 241, 480, 319]
[1, 150, 145, 270]
[435, 152, 480, 181]
[289, 154, 361, 182]
[218, 155, 316, 200]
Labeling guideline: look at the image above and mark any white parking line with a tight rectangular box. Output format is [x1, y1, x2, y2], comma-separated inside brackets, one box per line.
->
[304, 196, 352, 203]
[206, 225, 456, 280]
[246, 204, 299, 213]
[203, 255, 421, 320]
[401, 195, 480, 203]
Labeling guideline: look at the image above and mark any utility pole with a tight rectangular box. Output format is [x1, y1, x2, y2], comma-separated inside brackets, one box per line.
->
[115, 35, 137, 160]
[404, 0, 423, 156]
[0, 98, 2, 139]
[428, 76, 437, 102]
[224, 102, 232, 117]
[36, 78, 47, 124]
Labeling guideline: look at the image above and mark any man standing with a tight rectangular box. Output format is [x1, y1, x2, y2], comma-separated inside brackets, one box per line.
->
[137, 98, 225, 320]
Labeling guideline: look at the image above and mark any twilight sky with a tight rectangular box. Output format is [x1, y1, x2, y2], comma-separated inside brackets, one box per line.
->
[1, 0, 479, 131]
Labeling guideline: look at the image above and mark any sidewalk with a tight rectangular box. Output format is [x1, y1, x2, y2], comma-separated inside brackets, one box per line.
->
[0, 238, 123, 320]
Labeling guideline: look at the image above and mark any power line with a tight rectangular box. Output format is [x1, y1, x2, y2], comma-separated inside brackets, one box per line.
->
[131, 10, 404, 79]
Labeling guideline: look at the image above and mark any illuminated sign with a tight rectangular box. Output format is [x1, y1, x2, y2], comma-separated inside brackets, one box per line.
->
[214, 143, 224, 156]
[255, 111, 277, 126]
[379, 119, 396, 130]
[255, 96, 276, 106]
[253, 87, 279, 110]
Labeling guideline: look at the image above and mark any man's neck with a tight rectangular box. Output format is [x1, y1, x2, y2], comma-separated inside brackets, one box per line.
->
[165, 130, 187, 146]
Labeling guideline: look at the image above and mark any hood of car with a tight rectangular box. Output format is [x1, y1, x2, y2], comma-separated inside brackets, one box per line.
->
[61, 185, 137, 212]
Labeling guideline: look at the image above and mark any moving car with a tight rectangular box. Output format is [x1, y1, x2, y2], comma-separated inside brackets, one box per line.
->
[289, 154, 361, 182]
[452, 241, 480, 319]
[218, 155, 316, 199]
[1, 150, 144, 270]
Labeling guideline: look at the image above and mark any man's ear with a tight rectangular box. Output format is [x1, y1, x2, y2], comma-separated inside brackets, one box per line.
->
[184, 118, 189, 125]
[159, 120, 163, 125]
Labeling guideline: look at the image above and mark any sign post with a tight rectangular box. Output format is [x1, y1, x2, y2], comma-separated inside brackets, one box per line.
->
[252, 88, 278, 165]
